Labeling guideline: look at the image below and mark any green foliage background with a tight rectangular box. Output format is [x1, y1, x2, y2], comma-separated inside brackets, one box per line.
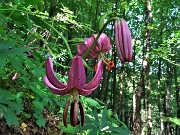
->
[0, 0, 179, 134]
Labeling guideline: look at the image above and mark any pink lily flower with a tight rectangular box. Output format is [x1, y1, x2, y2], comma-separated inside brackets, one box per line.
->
[114, 19, 132, 63]
[77, 33, 114, 71]
[77, 33, 112, 59]
[43, 56, 103, 127]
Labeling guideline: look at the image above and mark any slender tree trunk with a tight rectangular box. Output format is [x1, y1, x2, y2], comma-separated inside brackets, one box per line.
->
[117, 65, 124, 121]
[174, 55, 180, 135]
[112, 51, 117, 112]
[164, 62, 172, 135]
[133, 75, 144, 135]
[157, 58, 164, 134]
[133, 0, 152, 134]
[144, 1, 152, 134]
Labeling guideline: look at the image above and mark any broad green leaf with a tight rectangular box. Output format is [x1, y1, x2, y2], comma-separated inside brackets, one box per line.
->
[62, 125, 78, 134]
[108, 126, 130, 135]
[169, 117, 180, 126]
[100, 106, 108, 128]
[88, 127, 98, 135]
[29, 15, 50, 29]
[33, 101, 44, 112]
[0, 104, 19, 126]
[85, 98, 100, 107]
[36, 115, 45, 127]
[0, 53, 6, 68]
[99, 12, 111, 30]
[93, 108, 100, 127]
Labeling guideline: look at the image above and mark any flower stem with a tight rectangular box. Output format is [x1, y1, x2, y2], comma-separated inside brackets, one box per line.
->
[43, 21, 73, 59]
[82, 17, 120, 59]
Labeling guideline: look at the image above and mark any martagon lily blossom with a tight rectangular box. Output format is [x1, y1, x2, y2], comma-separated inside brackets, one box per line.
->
[77, 33, 114, 71]
[77, 33, 111, 59]
[114, 18, 132, 63]
[43, 56, 103, 127]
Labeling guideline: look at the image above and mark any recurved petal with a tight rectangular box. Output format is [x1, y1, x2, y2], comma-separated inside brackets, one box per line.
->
[46, 56, 67, 89]
[93, 33, 112, 53]
[77, 43, 87, 56]
[43, 76, 70, 95]
[79, 60, 103, 96]
[67, 56, 86, 90]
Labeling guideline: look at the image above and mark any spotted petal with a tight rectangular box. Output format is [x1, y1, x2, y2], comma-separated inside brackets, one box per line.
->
[79, 60, 103, 96]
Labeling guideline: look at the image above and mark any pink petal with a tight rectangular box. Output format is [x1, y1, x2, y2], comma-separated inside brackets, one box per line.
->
[67, 56, 86, 90]
[93, 33, 112, 53]
[115, 21, 125, 63]
[77, 43, 87, 56]
[121, 19, 132, 61]
[79, 60, 103, 96]
[43, 76, 70, 95]
[46, 57, 67, 89]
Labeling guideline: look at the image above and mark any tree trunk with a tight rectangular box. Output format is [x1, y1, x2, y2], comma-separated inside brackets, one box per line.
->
[174, 55, 180, 135]
[157, 58, 164, 134]
[117, 65, 124, 121]
[164, 62, 172, 135]
[144, 0, 152, 134]
[133, 0, 152, 134]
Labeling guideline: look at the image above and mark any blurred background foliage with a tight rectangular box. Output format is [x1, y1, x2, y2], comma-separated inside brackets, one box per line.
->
[0, 0, 179, 135]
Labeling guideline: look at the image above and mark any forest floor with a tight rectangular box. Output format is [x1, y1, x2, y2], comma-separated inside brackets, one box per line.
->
[0, 109, 64, 135]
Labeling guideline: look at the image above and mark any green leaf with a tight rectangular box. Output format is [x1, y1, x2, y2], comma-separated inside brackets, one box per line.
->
[36, 115, 45, 127]
[85, 98, 100, 108]
[80, 123, 95, 130]
[93, 108, 100, 127]
[0, 104, 19, 126]
[62, 125, 78, 134]
[99, 12, 111, 30]
[100, 106, 108, 128]
[0, 53, 6, 68]
[169, 117, 180, 126]
[88, 127, 98, 135]
[33, 101, 44, 112]
[108, 126, 130, 135]
[29, 15, 50, 29]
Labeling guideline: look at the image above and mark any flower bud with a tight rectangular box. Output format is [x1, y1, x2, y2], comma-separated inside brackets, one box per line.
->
[114, 19, 132, 63]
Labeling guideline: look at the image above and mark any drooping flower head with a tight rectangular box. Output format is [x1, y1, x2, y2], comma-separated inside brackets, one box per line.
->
[43, 56, 103, 127]
[114, 18, 132, 63]
[77, 33, 112, 59]
[77, 33, 114, 71]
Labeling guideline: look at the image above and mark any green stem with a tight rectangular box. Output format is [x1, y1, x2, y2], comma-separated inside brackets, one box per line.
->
[0, 8, 74, 59]
[82, 17, 119, 59]
[42, 21, 73, 59]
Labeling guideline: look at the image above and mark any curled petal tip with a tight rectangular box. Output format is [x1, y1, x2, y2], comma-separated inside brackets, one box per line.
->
[80, 60, 103, 96]
[43, 76, 69, 95]
[45, 56, 67, 89]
